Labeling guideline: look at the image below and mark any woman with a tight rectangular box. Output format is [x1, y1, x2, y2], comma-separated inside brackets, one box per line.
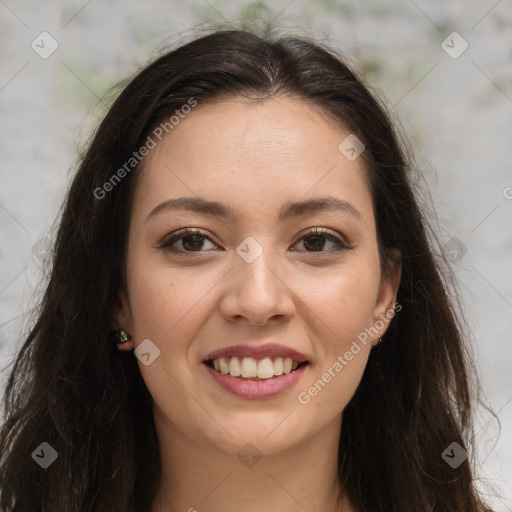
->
[0, 26, 493, 512]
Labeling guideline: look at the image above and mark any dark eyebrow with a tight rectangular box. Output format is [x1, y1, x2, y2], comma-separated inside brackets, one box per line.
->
[278, 197, 362, 223]
[145, 197, 236, 223]
[144, 196, 362, 224]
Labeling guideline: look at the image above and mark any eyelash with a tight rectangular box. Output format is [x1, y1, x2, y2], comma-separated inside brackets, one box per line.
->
[157, 227, 354, 256]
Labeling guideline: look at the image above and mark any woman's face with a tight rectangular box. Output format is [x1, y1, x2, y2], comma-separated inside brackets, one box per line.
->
[116, 96, 400, 457]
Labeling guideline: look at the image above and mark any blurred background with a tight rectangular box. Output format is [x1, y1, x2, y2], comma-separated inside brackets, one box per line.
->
[1, 0, 511, 509]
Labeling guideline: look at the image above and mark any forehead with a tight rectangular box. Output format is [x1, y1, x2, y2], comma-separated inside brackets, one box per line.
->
[132, 96, 374, 227]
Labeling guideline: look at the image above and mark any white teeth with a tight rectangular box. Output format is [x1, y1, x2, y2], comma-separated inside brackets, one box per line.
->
[229, 357, 241, 377]
[210, 355, 304, 379]
[257, 357, 274, 379]
[241, 357, 257, 378]
[273, 357, 284, 376]
[219, 357, 229, 375]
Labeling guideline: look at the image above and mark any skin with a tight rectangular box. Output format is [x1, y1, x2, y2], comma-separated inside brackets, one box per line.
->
[115, 96, 401, 512]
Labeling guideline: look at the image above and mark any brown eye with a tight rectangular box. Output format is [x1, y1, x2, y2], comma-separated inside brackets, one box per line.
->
[293, 228, 354, 254]
[159, 229, 218, 254]
[302, 233, 330, 252]
[180, 233, 206, 251]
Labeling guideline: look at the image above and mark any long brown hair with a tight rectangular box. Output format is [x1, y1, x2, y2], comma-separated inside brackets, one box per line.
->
[0, 24, 493, 512]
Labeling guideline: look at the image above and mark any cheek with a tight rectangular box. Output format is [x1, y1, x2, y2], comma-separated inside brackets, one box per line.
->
[295, 304, 373, 418]
[295, 256, 381, 348]
[127, 260, 220, 342]
[125, 257, 219, 423]
[328, 275, 378, 341]
[293, 256, 379, 410]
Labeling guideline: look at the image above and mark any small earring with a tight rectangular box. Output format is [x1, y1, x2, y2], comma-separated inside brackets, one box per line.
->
[372, 336, 383, 349]
[114, 329, 132, 344]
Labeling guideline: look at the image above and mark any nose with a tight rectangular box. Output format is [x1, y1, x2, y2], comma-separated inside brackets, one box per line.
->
[218, 246, 296, 326]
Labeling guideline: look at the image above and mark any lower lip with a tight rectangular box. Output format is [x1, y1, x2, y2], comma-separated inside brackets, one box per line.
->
[204, 363, 308, 399]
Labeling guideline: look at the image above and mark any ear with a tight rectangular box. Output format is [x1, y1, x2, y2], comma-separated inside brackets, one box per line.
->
[371, 249, 402, 345]
[112, 289, 135, 351]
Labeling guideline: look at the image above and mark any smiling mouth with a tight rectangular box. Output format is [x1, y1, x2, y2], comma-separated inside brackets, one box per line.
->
[205, 356, 309, 380]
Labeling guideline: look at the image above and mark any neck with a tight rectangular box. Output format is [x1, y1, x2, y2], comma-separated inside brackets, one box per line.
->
[151, 411, 357, 512]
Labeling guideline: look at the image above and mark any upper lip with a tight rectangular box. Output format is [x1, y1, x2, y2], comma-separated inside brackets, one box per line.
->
[203, 343, 308, 363]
